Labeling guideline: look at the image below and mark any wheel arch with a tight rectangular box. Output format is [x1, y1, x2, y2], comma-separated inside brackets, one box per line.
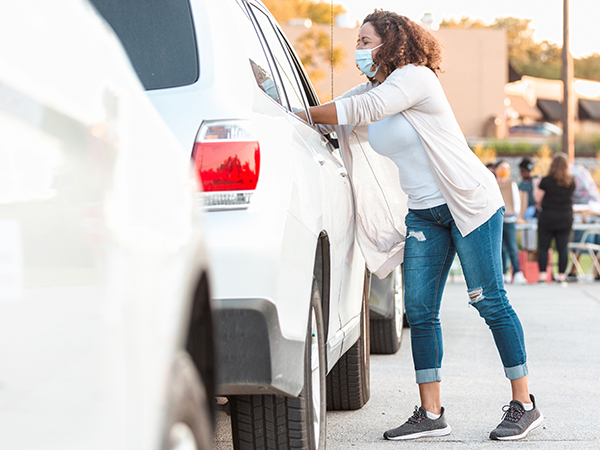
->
[313, 231, 331, 341]
[184, 270, 216, 423]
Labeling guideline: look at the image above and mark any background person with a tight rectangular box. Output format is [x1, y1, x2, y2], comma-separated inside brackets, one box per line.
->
[569, 164, 600, 280]
[496, 160, 527, 284]
[518, 157, 540, 220]
[517, 157, 540, 253]
[298, 9, 542, 442]
[486, 162, 498, 177]
[534, 153, 576, 285]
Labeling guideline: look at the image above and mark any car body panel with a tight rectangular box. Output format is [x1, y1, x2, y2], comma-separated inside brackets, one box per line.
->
[0, 1, 211, 449]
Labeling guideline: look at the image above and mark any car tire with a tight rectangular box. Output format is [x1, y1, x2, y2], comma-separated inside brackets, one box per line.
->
[326, 270, 370, 410]
[370, 268, 404, 355]
[163, 352, 213, 450]
[229, 279, 326, 450]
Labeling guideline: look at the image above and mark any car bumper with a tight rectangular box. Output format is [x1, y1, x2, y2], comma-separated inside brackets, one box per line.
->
[213, 297, 305, 397]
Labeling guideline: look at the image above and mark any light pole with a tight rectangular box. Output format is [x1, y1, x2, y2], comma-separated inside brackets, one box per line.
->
[561, 0, 575, 163]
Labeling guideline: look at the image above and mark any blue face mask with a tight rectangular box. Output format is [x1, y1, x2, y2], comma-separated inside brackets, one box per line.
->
[355, 43, 383, 77]
[261, 78, 279, 101]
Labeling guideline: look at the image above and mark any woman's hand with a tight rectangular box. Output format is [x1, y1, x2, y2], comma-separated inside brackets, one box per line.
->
[295, 110, 308, 122]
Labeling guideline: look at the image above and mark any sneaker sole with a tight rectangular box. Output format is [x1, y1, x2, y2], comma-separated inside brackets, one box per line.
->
[494, 414, 544, 441]
[385, 425, 452, 440]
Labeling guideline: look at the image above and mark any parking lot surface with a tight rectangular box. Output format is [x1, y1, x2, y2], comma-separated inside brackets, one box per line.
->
[215, 280, 600, 449]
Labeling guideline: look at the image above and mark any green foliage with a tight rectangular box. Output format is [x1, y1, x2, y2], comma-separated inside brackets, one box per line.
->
[575, 53, 600, 82]
[574, 133, 600, 155]
[440, 16, 600, 81]
[481, 139, 543, 155]
[305, 2, 346, 24]
[470, 135, 600, 156]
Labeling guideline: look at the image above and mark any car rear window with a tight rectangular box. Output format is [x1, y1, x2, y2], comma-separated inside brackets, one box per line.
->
[90, 0, 198, 90]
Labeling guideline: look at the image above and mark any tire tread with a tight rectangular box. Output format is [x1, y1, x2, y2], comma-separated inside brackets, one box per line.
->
[230, 280, 325, 450]
[326, 277, 370, 411]
[369, 317, 401, 354]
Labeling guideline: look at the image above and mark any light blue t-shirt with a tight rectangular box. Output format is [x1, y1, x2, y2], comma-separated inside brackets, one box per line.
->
[368, 112, 445, 210]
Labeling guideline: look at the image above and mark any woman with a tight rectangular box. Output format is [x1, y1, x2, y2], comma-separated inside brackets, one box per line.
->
[495, 160, 527, 284]
[534, 153, 576, 285]
[299, 10, 543, 441]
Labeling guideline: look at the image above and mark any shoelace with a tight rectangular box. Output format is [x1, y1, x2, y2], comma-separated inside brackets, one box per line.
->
[501, 402, 525, 423]
[407, 406, 427, 424]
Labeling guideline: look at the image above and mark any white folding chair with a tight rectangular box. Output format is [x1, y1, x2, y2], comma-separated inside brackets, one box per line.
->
[566, 228, 600, 281]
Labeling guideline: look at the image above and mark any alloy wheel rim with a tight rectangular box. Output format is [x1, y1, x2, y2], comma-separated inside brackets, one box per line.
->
[168, 422, 198, 450]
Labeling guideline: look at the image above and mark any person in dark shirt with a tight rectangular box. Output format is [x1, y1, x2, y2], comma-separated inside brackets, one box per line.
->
[518, 157, 539, 219]
[534, 153, 576, 285]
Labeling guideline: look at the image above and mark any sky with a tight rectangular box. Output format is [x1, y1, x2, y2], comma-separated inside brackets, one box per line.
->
[337, 0, 599, 58]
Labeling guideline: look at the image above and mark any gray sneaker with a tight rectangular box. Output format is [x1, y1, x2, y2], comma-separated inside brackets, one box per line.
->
[383, 406, 452, 440]
[489, 395, 544, 440]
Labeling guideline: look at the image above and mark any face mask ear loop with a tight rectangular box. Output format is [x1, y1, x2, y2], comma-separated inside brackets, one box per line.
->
[371, 43, 383, 73]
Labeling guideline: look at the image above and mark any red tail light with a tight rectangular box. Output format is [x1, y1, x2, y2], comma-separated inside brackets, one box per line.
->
[193, 121, 260, 192]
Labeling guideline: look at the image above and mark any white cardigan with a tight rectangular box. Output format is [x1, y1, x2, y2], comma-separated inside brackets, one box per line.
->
[317, 64, 503, 278]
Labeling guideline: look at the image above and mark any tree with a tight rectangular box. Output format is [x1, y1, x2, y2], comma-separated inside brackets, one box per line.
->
[262, 0, 347, 99]
[440, 16, 600, 81]
[262, 0, 345, 25]
[575, 53, 600, 82]
[294, 29, 346, 84]
[439, 16, 487, 29]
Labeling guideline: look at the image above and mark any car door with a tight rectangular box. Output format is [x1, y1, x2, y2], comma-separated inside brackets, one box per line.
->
[271, 26, 367, 344]
[248, 4, 361, 345]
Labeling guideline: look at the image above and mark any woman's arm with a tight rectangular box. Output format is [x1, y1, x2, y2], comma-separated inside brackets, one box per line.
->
[337, 66, 434, 126]
[517, 189, 528, 223]
[296, 102, 338, 125]
[533, 178, 545, 205]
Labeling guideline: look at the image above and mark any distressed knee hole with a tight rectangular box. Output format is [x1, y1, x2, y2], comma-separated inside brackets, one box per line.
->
[407, 231, 426, 241]
[468, 287, 484, 304]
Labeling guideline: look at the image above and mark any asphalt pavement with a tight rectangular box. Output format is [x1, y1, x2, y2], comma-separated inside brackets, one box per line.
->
[214, 279, 600, 449]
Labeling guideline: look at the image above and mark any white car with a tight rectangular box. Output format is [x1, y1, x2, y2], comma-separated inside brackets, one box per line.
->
[0, 1, 215, 450]
[369, 266, 405, 355]
[90, 0, 371, 448]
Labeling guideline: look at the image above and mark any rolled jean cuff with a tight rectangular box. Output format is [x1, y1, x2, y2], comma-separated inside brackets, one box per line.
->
[415, 368, 442, 384]
[504, 362, 529, 380]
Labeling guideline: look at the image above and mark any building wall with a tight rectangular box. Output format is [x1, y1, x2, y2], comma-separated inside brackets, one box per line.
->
[281, 24, 507, 138]
[435, 28, 507, 138]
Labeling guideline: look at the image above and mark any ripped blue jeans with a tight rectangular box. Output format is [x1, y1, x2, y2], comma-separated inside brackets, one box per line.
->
[404, 204, 528, 384]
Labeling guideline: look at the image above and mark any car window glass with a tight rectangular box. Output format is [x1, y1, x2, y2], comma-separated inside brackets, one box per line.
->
[90, 0, 198, 90]
[231, 1, 283, 105]
[250, 7, 308, 115]
[278, 30, 321, 108]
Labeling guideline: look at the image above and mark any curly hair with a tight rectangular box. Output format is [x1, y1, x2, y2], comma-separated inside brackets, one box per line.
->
[361, 10, 443, 77]
[548, 153, 574, 188]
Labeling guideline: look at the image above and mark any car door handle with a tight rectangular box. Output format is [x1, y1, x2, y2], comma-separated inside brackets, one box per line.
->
[338, 167, 348, 177]
[314, 154, 326, 165]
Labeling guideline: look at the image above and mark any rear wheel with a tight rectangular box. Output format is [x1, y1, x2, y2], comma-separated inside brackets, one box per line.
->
[229, 279, 326, 450]
[370, 267, 404, 354]
[326, 270, 370, 410]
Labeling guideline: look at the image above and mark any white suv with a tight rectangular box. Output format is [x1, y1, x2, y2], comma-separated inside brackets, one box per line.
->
[91, 0, 371, 449]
